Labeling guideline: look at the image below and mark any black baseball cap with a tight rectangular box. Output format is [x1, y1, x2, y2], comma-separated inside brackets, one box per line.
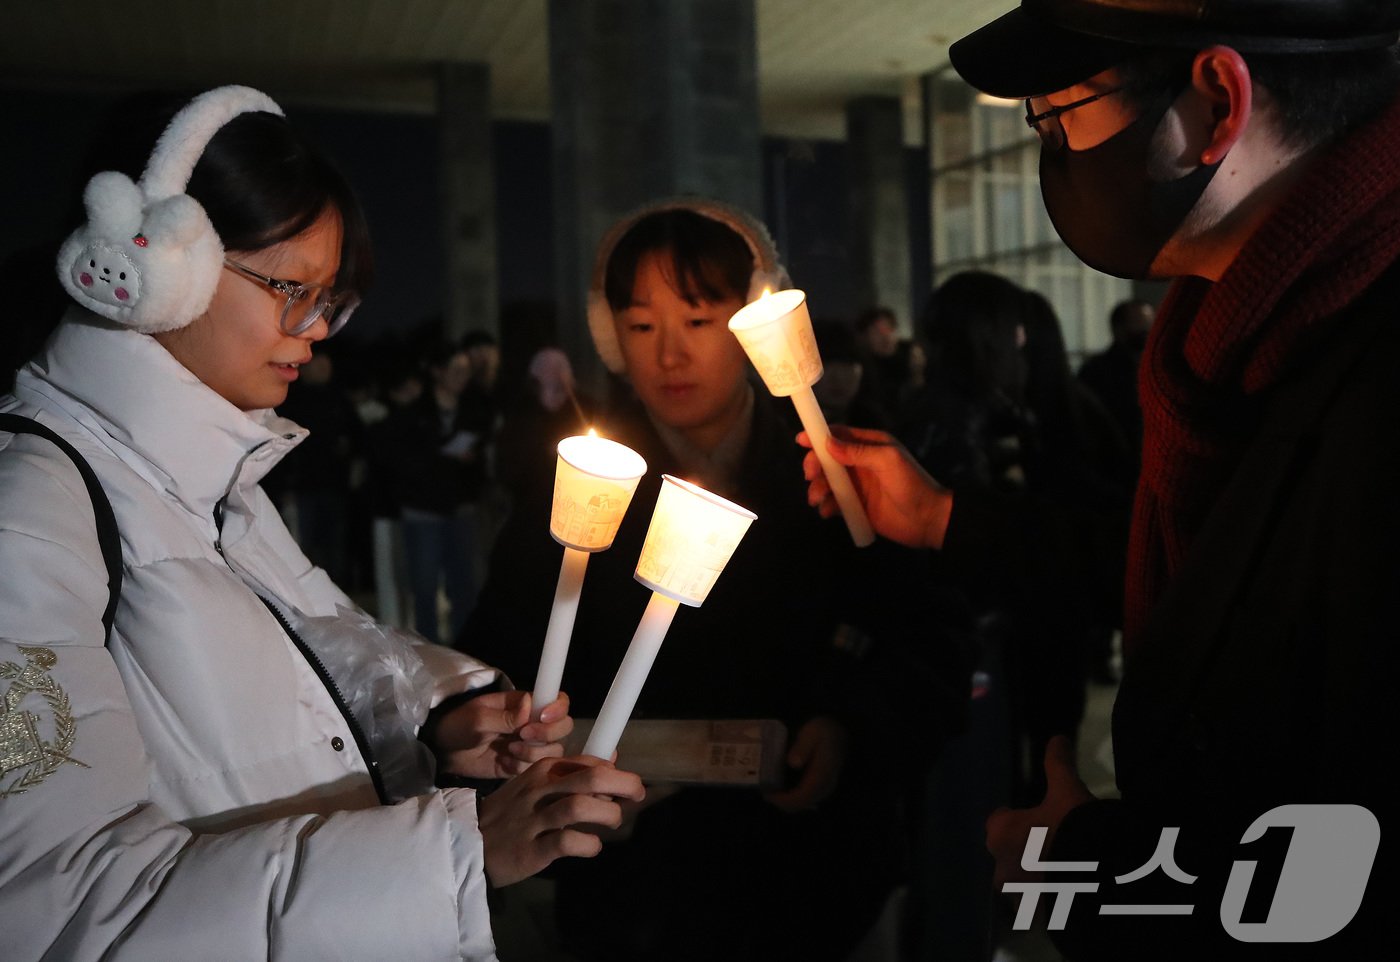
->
[950, 0, 1400, 99]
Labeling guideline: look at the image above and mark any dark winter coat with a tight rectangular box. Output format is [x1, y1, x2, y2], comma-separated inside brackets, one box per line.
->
[1046, 264, 1400, 959]
[463, 390, 971, 962]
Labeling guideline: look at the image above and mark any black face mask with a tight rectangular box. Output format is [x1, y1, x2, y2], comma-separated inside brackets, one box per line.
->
[1039, 91, 1221, 279]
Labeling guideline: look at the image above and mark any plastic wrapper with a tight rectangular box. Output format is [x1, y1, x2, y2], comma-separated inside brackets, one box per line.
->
[285, 604, 438, 802]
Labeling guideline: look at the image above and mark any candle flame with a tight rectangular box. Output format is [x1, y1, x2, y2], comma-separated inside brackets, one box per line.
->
[587, 426, 599, 438]
[760, 287, 772, 299]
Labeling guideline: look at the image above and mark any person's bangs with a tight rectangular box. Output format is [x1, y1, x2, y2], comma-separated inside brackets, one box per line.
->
[649, 248, 733, 307]
[605, 208, 752, 312]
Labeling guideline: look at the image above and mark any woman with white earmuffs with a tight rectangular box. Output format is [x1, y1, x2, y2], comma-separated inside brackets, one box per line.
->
[0, 86, 641, 961]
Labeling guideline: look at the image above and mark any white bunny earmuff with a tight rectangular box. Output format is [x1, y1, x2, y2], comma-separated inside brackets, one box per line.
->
[56, 85, 284, 333]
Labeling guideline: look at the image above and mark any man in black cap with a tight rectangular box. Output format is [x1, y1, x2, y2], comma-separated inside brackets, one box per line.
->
[801, 0, 1400, 956]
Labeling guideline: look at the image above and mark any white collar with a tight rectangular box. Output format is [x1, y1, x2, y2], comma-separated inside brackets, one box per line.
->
[14, 310, 306, 520]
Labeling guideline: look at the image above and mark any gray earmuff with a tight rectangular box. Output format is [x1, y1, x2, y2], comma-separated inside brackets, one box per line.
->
[56, 85, 284, 333]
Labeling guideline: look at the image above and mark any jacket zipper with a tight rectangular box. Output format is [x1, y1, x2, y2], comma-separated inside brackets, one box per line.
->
[258, 596, 389, 805]
[214, 496, 389, 805]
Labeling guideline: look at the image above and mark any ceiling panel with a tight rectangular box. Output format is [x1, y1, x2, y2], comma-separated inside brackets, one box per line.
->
[0, 0, 1008, 139]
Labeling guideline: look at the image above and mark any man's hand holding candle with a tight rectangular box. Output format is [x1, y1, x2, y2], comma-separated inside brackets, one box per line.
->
[798, 425, 953, 550]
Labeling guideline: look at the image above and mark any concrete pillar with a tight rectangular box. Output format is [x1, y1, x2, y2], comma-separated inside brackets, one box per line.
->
[846, 95, 912, 332]
[438, 62, 497, 342]
[549, 0, 762, 385]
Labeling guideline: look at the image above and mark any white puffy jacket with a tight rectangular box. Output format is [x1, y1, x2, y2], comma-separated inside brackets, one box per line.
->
[0, 315, 500, 960]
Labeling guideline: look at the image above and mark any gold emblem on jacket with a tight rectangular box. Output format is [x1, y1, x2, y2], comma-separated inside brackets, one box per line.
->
[1, 646, 88, 798]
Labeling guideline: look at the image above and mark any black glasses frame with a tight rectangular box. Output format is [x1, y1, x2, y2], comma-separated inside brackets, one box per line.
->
[1024, 87, 1124, 150]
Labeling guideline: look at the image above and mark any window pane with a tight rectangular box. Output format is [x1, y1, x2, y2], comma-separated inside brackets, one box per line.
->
[934, 79, 973, 167]
[986, 181, 1023, 255]
[939, 175, 973, 263]
[1030, 189, 1056, 246]
[979, 101, 1027, 153]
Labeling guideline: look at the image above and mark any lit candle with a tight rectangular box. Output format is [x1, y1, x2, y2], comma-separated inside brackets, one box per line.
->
[728, 289, 876, 547]
[582, 475, 756, 760]
[535, 431, 647, 721]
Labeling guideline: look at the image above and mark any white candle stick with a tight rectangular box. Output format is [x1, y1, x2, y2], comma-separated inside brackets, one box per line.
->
[729, 289, 875, 547]
[789, 387, 875, 547]
[582, 475, 756, 761]
[536, 433, 647, 721]
[581, 592, 680, 760]
[532, 546, 590, 721]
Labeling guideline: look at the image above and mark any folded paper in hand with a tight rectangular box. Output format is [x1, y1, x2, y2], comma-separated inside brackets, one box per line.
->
[564, 718, 787, 788]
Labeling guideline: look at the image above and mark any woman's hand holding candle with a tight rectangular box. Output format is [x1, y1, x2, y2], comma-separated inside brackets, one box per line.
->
[431, 690, 575, 779]
[479, 755, 646, 887]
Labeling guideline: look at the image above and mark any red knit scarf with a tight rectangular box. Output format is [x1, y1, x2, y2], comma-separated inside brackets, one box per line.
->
[1124, 95, 1400, 650]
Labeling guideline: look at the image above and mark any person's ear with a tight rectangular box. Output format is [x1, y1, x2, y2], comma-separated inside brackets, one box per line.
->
[1192, 46, 1252, 166]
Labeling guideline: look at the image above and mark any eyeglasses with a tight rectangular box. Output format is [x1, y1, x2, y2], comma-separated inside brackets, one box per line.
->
[1024, 86, 1124, 151]
[223, 258, 360, 337]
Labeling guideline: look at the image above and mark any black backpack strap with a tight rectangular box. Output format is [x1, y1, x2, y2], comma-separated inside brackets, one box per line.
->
[0, 412, 123, 646]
